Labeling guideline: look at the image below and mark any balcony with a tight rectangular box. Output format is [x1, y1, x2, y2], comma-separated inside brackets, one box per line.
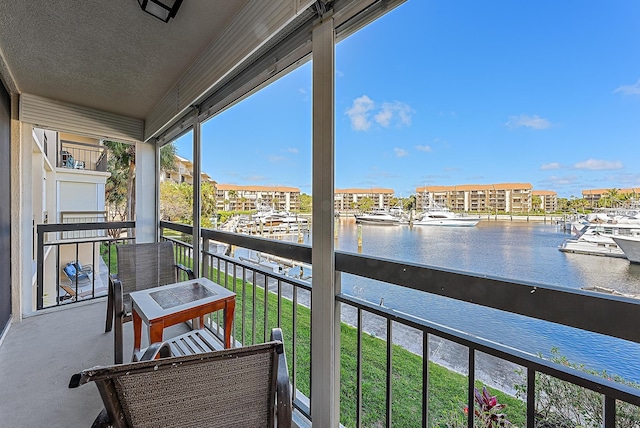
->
[58, 141, 107, 172]
[5, 221, 638, 426]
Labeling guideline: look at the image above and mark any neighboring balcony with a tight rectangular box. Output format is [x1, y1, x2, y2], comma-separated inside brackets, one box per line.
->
[4, 220, 640, 427]
[58, 140, 108, 172]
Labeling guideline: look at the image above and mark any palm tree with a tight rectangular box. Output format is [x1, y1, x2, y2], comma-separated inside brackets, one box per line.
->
[228, 190, 238, 211]
[606, 188, 620, 208]
[104, 141, 176, 221]
[531, 195, 542, 212]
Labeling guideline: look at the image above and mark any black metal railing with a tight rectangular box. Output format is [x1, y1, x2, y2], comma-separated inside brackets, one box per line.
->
[36, 221, 134, 310]
[158, 220, 640, 427]
[58, 140, 107, 172]
[36, 219, 640, 425]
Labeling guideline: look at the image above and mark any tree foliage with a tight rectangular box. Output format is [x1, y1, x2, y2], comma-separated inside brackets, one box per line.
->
[300, 193, 312, 213]
[159, 181, 217, 228]
[515, 348, 640, 427]
[104, 141, 176, 220]
[356, 196, 375, 213]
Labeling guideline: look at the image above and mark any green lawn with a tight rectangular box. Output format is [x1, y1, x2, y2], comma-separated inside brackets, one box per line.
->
[206, 267, 526, 427]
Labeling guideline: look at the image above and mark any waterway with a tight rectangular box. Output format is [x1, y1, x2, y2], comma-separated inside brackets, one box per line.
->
[331, 219, 640, 384]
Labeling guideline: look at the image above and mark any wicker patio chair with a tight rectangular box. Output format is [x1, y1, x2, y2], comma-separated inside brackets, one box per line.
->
[70, 328, 292, 428]
[104, 241, 194, 364]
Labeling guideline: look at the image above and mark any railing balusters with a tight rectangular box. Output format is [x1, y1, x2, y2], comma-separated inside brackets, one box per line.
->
[264, 273, 269, 342]
[527, 367, 535, 428]
[292, 284, 298, 403]
[386, 318, 393, 427]
[277, 278, 282, 327]
[38, 221, 640, 426]
[468, 348, 475, 428]
[242, 266, 246, 346]
[422, 331, 429, 428]
[232, 263, 237, 347]
[252, 269, 257, 345]
[356, 307, 363, 428]
[604, 395, 616, 428]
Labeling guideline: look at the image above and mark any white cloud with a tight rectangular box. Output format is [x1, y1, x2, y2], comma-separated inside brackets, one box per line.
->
[540, 162, 561, 170]
[415, 145, 432, 152]
[574, 159, 623, 170]
[540, 175, 579, 187]
[298, 88, 307, 95]
[346, 96, 414, 131]
[374, 108, 393, 127]
[268, 155, 285, 163]
[394, 148, 408, 157]
[375, 102, 414, 127]
[614, 79, 640, 95]
[346, 95, 375, 131]
[285, 148, 299, 154]
[505, 114, 551, 130]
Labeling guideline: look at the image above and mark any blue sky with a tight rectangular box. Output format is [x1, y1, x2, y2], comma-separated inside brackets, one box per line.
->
[176, 0, 640, 199]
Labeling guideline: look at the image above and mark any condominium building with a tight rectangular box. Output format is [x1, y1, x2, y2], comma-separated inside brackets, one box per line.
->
[334, 188, 395, 212]
[161, 155, 215, 186]
[216, 184, 301, 212]
[416, 183, 533, 213]
[532, 190, 558, 212]
[582, 188, 640, 208]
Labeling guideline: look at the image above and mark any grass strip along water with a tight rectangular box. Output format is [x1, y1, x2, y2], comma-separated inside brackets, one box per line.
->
[205, 266, 526, 427]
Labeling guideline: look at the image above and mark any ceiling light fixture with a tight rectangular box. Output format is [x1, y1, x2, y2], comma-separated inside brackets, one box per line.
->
[137, 0, 183, 23]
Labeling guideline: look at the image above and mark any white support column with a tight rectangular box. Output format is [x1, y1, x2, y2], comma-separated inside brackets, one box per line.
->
[192, 109, 202, 277]
[154, 143, 160, 241]
[311, 11, 339, 427]
[135, 141, 157, 243]
[12, 103, 31, 317]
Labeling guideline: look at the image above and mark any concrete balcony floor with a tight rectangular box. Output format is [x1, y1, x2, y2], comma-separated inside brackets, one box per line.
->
[0, 298, 189, 427]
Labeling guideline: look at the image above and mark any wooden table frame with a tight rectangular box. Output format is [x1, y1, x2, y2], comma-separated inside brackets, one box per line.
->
[130, 278, 236, 357]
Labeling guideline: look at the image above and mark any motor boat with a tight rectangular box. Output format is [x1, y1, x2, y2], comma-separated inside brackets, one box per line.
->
[559, 219, 640, 258]
[611, 235, 640, 264]
[354, 209, 401, 225]
[413, 197, 480, 227]
[251, 201, 309, 228]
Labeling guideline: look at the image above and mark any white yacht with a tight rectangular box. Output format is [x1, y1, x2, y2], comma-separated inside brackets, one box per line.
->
[251, 201, 308, 228]
[559, 218, 640, 258]
[413, 197, 480, 227]
[354, 209, 401, 225]
[611, 235, 640, 264]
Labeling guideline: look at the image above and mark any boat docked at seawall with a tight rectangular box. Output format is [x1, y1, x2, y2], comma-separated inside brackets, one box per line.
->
[558, 218, 640, 258]
[612, 235, 640, 264]
[251, 201, 309, 228]
[413, 197, 480, 227]
[559, 234, 626, 258]
[354, 209, 402, 225]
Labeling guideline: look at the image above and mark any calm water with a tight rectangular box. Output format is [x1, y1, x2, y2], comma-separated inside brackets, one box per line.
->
[332, 219, 640, 383]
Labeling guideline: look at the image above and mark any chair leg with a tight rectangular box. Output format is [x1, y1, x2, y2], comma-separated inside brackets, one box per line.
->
[105, 288, 113, 333]
[114, 318, 123, 365]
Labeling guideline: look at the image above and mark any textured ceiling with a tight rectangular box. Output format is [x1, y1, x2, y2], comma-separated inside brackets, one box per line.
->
[0, 0, 249, 119]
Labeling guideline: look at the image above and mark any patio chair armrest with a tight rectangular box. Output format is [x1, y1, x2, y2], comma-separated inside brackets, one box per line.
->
[176, 263, 195, 280]
[134, 341, 172, 362]
[113, 277, 124, 315]
[271, 328, 292, 428]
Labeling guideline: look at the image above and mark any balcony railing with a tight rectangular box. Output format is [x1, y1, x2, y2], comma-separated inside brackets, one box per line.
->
[36, 221, 135, 309]
[35, 220, 640, 426]
[58, 140, 108, 172]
